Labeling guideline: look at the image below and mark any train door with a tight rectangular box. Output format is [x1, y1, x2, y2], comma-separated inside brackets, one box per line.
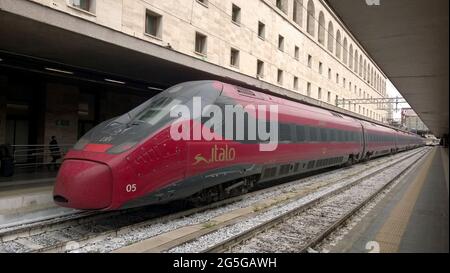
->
[360, 123, 366, 160]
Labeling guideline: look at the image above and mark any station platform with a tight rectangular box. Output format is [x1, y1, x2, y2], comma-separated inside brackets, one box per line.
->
[0, 170, 56, 191]
[331, 147, 449, 253]
[0, 171, 59, 227]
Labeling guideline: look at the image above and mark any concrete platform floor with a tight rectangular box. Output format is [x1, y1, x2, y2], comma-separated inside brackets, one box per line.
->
[330, 147, 449, 253]
[0, 174, 65, 228]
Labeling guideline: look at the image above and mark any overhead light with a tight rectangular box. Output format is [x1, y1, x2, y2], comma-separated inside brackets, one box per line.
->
[105, 78, 126, 85]
[0, 58, 3, 62]
[45, 67, 74, 75]
[148, 86, 163, 91]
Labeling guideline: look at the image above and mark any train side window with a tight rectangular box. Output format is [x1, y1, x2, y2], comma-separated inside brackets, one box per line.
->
[279, 123, 292, 142]
[296, 125, 306, 142]
[309, 127, 318, 142]
[320, 128, 328, 142]
[330, 129, 336, 142]
[304, 126, 310, 142]
[336, 130, 341, 142]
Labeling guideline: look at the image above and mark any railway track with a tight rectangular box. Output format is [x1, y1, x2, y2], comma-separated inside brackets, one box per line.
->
[0, 148, 427, 253]
[195, 148, 430, 253]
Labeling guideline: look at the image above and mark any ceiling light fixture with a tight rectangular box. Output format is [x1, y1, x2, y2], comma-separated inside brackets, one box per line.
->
[45, 67, 74, 75]
[104, 78, 126, 85]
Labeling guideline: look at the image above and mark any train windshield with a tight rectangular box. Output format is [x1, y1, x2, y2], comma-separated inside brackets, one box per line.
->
[134, 97, 183, 126]
[73, 81, 222, 154]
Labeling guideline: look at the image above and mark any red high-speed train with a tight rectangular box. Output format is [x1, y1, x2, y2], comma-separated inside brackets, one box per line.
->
[53, 81, 424, 210]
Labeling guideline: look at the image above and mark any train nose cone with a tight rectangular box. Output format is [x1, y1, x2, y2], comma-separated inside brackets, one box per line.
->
[53, 160, 113, 210]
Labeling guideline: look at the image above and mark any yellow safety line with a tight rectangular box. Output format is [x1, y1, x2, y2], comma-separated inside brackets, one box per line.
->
[374, 149, 436, 253]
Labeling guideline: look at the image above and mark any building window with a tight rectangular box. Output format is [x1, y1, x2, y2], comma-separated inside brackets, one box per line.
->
[278, 35, 285, 51]
[335, 95, 339, 106]
[336, 30, 342, 59]
[257, 60, 264, 78]
[293, 0, 303, 26]
[230, 48, 240, 68]
[294, 77, 299, 90]
[319, 62, 323, 74]
[327, 91, 331, 103]
[70, 0, 94, 12]
[343, 78, 346, 88]
[306, 0, 315, 36]
[327, 21, 334, 52]
[232, 4, 241, 25]
[318, 87, 322, 100]
[295, 46, 300, 60]
[336, 73, 339, 84]
[195, 32, 207, 55]
[258, 21, 266, 39]
[328, 68, 332, 80]
[196, 0, 208, 7]
[145, 10, 163, 38]
[276, 0, 287, 14]
[307, 82, 311, 96]
[318, 12, 325, 45]
[277, 70, 284, 85]
[308, 55, 312, 68]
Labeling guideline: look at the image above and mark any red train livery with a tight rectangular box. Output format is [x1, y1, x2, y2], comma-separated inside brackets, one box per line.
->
[53, 81, 424, 210]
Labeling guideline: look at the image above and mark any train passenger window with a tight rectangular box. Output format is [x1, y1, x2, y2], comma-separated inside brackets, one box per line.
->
[279, 124, 292, 142]
[336, 130, 342, 142]
[329, 129, 336, 142]
[296, 125, 306, 142]
[309, 127, 318, 142]
[320, 128, 328, 142]
[344, 131, 350, 142]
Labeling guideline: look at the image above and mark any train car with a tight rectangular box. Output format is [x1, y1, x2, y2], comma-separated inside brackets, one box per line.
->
[359, 121, 397, 159]
[53, 81, 420, 211]
[395, 130, 424, 151]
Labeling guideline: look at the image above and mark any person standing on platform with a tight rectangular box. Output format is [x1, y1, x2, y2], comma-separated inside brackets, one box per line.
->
[48, 136, 61, 171]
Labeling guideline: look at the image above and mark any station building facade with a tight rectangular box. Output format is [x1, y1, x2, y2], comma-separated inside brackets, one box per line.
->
[0, 0, 388, 160]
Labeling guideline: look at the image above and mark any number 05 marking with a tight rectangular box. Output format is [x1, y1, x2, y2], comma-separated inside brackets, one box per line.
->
[126, 184, 137, 193]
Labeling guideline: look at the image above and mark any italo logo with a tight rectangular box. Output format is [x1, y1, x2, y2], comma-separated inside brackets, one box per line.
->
[193, 145, 236, 166]
[169, 97, 279, 151]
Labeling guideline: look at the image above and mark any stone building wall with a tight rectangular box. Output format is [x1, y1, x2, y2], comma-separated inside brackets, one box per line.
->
[27, 0, 388, 121]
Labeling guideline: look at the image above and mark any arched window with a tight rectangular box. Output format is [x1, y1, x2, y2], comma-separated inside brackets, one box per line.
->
[363, 60, 367, 80]
[327, 21, 334, 52]
[307, 0, 315, 36]
[359, 55, 363, 76]
[293, 0, 303, 26]
[335, 30, 341, 59]
[354, 50, 358, 73]
[343, 38, 348, 65]
[377, 74, 380, 91]
[349, 44, 354, 69]
[371, 68, 374, 86]
[318, 12, 325, 45]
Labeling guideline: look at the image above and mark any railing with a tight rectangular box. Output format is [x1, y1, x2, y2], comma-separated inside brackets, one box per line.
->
[10, 144, 73, 171]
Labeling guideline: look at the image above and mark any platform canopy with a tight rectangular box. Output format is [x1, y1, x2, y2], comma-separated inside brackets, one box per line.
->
[327, 0, 449, 137]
